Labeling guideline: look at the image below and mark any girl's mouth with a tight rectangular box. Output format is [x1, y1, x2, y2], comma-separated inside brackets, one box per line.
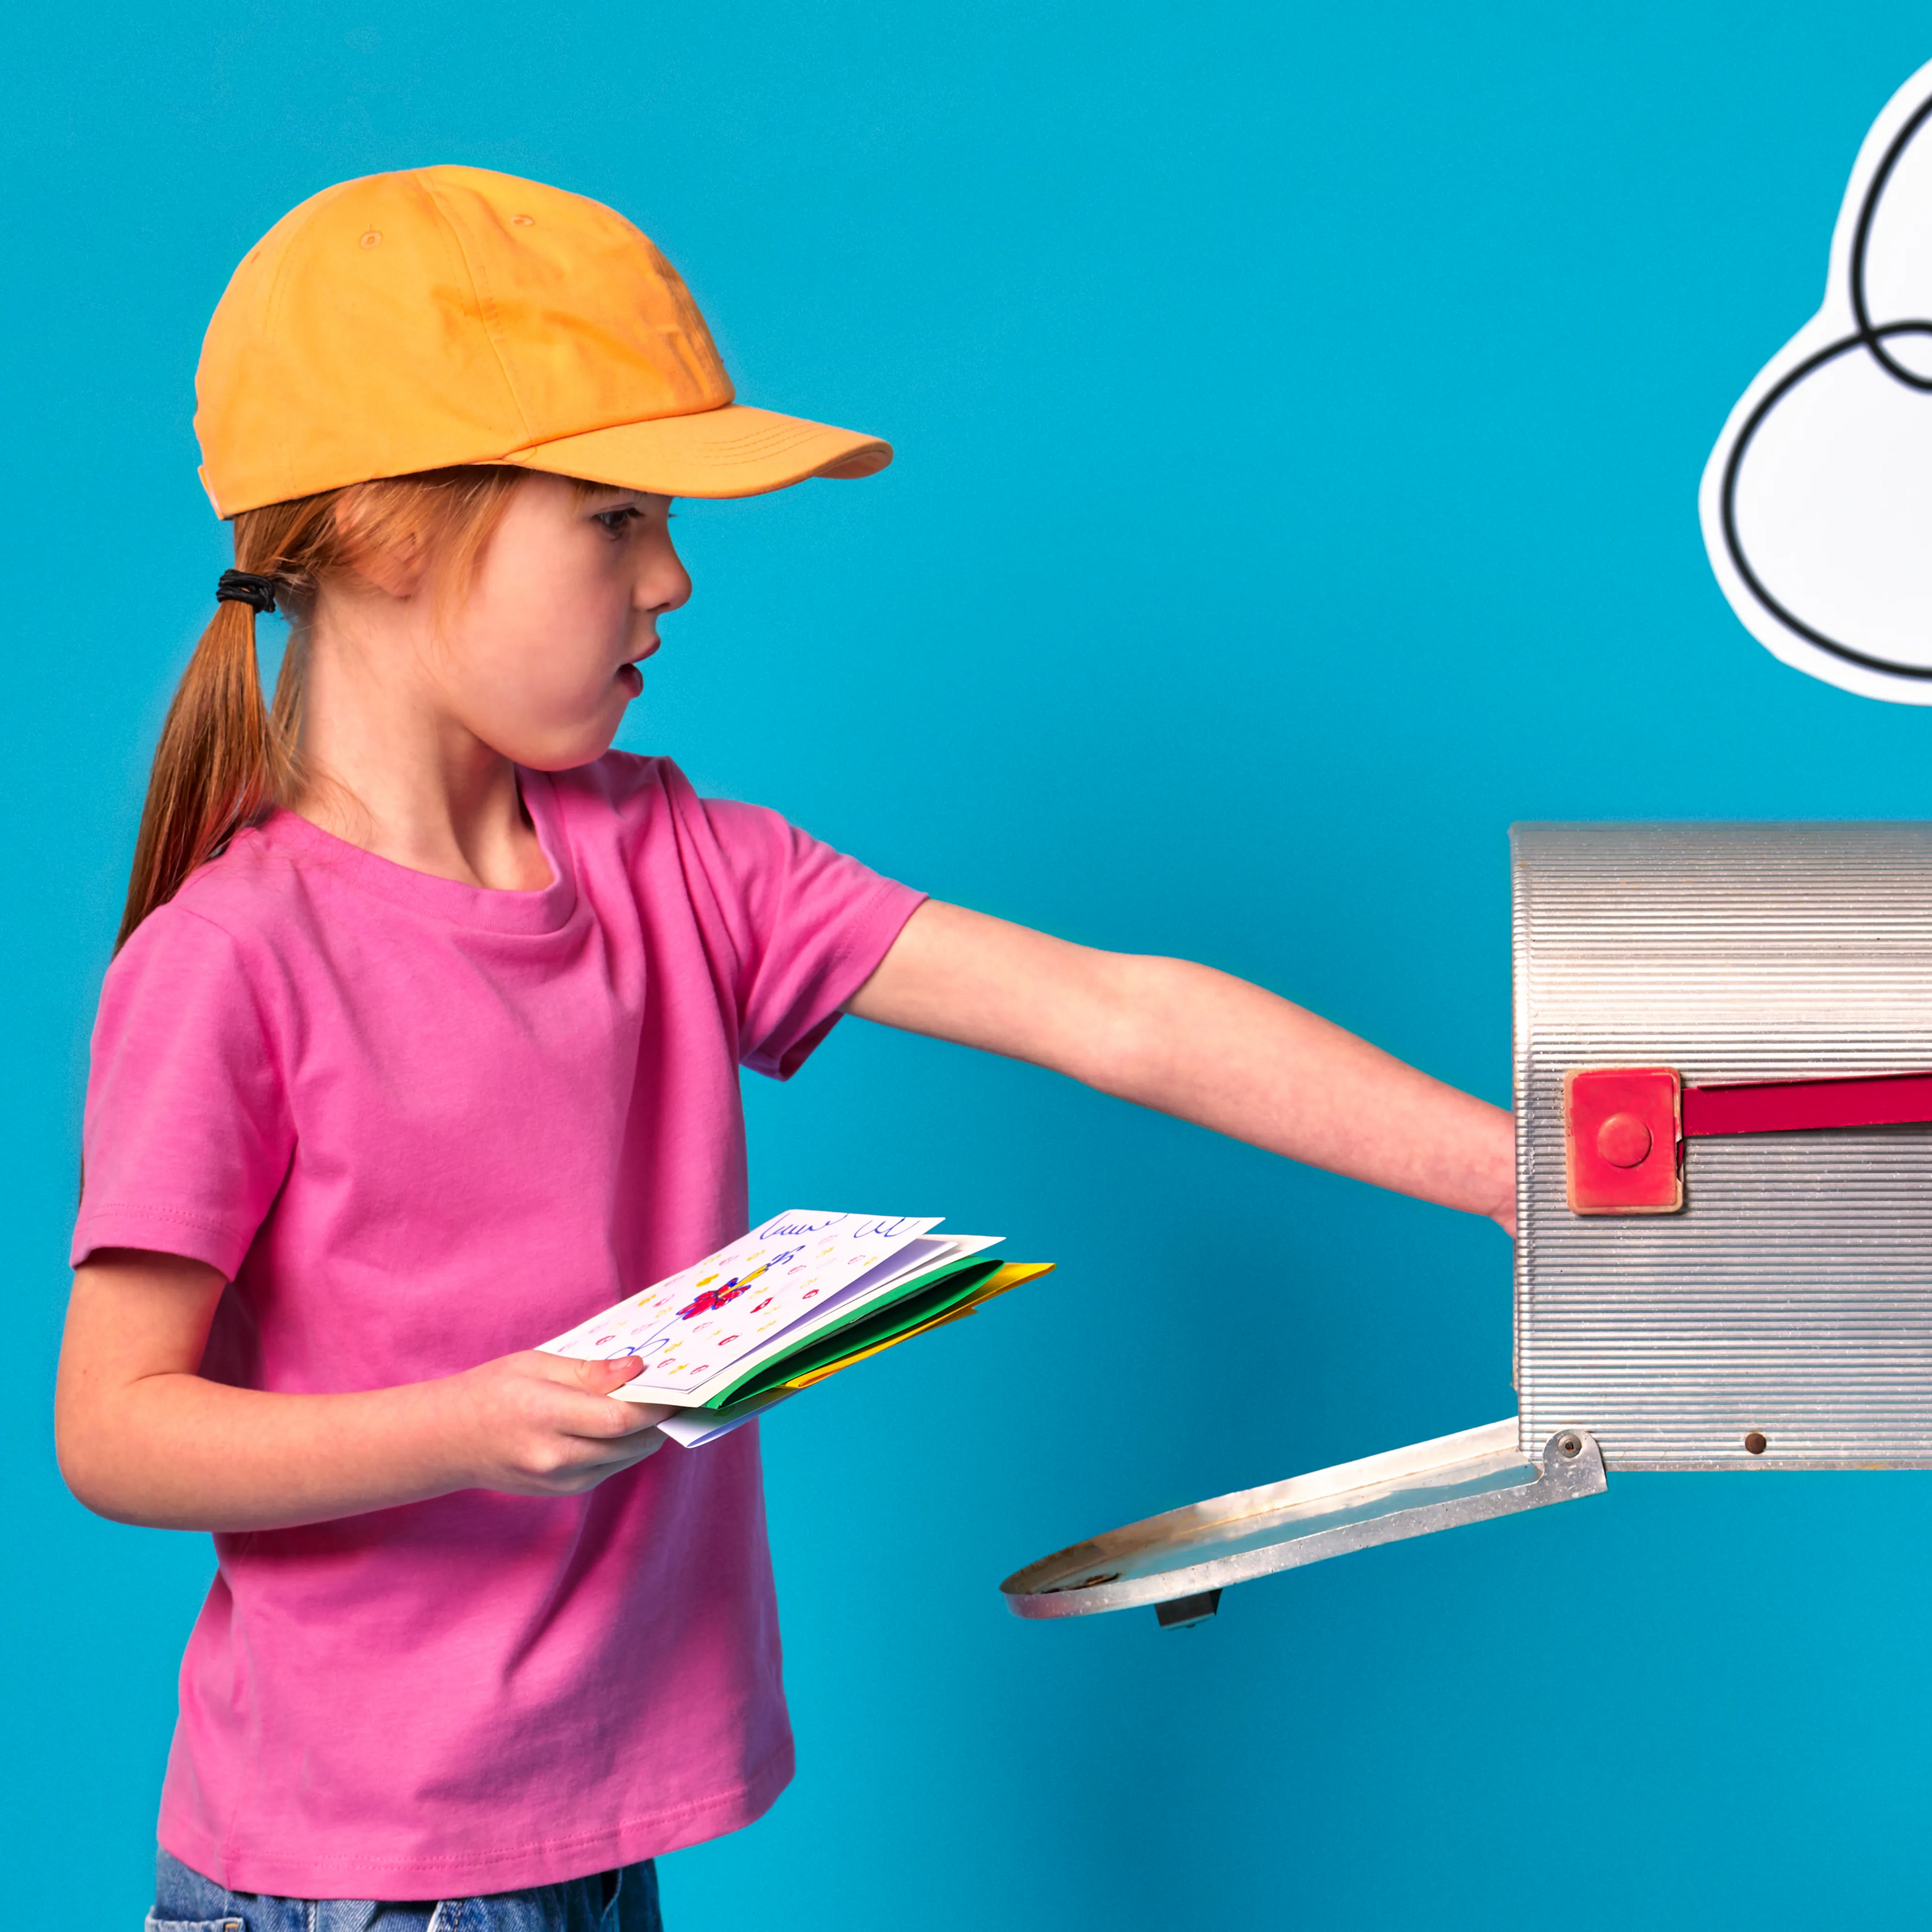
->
[617, 663, 644, 697]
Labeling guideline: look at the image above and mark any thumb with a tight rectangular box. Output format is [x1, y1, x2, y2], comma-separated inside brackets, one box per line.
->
[572, 1354, 647, 1394]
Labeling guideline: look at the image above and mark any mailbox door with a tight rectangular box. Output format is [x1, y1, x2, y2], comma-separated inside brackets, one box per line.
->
[1514, 820, 1932, 1469]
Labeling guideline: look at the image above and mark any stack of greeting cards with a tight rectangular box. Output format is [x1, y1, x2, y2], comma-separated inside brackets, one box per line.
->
[540, 1210, 1053, 1447]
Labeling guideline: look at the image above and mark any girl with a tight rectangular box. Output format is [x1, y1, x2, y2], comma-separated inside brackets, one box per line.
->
[55, 166, 1513, 1932]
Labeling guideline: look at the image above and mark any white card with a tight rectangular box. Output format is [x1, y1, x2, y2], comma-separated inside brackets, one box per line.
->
[612, 1233, 1005, 1410]
[539, 1210, 942, 1402]
[655, 1392, 792, 1448]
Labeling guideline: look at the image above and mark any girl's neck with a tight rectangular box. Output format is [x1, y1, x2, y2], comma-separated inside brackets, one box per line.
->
[290, 607, 553, 894]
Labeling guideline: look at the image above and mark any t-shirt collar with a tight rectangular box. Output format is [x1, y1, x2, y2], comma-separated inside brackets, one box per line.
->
[257, 768, 578, 935]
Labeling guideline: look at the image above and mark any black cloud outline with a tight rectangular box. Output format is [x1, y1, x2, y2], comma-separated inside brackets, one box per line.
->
[1721, 91, 1932, 681]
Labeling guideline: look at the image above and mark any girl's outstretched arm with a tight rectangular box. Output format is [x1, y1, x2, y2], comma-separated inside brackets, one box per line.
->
[56, 1250, 674, 1532]
[846, 900, 1515, 1235]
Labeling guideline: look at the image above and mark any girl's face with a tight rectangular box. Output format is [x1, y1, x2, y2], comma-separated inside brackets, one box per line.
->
[428, 473, 691, 770]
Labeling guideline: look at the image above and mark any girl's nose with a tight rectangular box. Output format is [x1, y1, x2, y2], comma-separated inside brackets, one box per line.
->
[640, 554, 692, 616]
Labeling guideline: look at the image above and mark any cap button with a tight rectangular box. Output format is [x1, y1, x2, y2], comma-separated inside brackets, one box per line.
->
[359, 230, 383, 250]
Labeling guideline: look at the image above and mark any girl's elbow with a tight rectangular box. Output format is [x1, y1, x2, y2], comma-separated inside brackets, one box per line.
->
[54, 1410, 149, 1526]
[1062, 953, 1189, 1095]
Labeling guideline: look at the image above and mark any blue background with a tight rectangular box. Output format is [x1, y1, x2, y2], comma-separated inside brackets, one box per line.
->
[7, 2, 1932, 1925]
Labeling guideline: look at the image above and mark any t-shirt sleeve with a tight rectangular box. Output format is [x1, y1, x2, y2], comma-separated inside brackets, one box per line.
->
[676, 779, 927, 1081]
[71, 905, 295, 1278]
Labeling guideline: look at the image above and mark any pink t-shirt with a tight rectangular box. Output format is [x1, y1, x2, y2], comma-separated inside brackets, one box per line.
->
[71, 753, 923, 1900]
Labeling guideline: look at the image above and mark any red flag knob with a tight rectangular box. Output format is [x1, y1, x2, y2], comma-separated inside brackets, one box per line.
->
[1596, 1112, 1653, 1168]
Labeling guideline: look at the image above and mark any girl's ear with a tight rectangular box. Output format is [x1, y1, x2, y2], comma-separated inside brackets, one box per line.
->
[331, 484, 430, 599]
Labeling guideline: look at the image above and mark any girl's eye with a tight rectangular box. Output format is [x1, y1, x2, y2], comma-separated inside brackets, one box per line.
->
[592, 507, 643, 537]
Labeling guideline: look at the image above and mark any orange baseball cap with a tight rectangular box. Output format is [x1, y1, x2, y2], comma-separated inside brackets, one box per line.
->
[194, 165, 892, 517]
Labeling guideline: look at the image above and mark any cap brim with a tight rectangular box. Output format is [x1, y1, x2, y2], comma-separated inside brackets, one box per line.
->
[502, 402, 891, 500]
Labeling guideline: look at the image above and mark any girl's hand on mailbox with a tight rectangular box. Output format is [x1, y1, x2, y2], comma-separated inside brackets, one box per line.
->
[849, 901, 1518, 1231]
[1488, 1174, 1517, 1240]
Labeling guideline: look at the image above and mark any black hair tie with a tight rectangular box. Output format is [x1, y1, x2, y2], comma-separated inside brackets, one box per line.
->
[216, 569, 280, 615]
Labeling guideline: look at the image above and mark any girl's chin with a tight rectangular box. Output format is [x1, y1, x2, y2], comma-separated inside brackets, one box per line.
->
[521, 726, 625, 772]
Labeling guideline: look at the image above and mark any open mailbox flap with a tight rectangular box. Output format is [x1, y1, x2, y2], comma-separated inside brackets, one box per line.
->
[1001, 1420, 1605, 1627]
[1003, 822, 1932, 1628]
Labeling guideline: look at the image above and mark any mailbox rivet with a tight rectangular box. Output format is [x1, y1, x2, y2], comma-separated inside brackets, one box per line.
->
[1596, 1112, 1653, 1168]
[1558, 1434, 1582, 1457]
[1744, 1431, 1768, 1455]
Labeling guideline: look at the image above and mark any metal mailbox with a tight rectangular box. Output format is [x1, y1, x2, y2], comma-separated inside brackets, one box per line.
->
[1003, 822, 1932, 1627]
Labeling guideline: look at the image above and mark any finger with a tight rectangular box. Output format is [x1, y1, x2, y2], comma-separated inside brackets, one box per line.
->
[610, 1399, 676, 1428]
[546, 1390, 674, 1439]
[545, 1427, 667, 1484]
[566, 1354, 646, 1394]
[517, 1349, 647, 1394]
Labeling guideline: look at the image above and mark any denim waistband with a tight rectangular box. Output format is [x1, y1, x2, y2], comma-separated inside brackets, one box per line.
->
[147, 1846, 663, 1932]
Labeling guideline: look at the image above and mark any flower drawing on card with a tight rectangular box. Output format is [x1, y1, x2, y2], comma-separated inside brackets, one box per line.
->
[539, 1211, 945, 1396]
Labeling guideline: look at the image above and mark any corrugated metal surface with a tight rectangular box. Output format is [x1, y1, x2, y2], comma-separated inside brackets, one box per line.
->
[1514, 822, 1932, 1470]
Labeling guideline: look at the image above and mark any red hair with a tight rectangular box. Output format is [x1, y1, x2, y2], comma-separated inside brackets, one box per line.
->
[117, 468, 531, 949]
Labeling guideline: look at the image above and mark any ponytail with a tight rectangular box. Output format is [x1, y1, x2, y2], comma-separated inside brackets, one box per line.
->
[115, 466, 529, 951]
[116, 594, 298, 950]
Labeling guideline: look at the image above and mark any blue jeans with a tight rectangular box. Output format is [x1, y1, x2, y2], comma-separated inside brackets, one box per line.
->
[148, 1846, 662, 1931]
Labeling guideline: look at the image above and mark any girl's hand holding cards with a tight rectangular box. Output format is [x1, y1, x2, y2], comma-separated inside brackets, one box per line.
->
[445, 1352, 674, 1498]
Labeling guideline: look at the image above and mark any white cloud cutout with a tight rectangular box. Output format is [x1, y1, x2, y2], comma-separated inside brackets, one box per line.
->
[1701, 57, 1932, 704]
